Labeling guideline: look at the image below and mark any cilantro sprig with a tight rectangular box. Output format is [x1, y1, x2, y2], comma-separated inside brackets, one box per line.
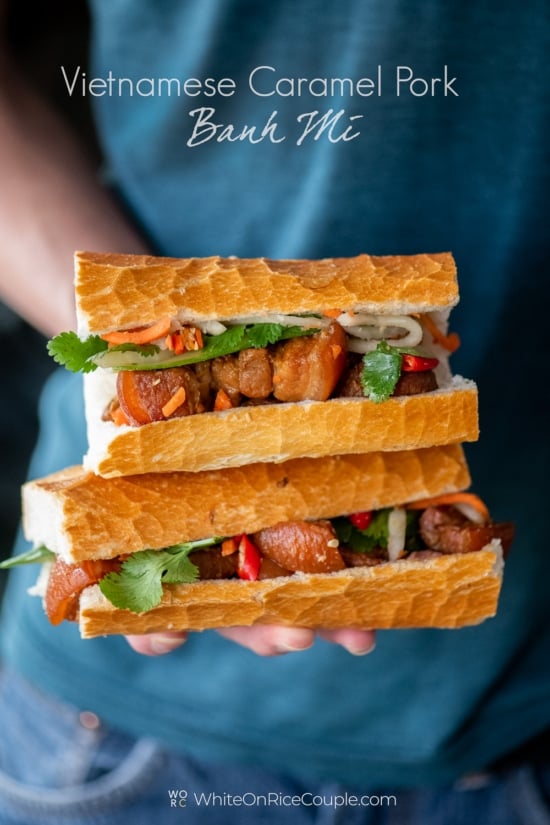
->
[360, 341, 427, 403]
[98, 537, 223, 613]
[0, 537, 224, 614]
[47, 332, 108, 373]
[0, 545, 55, 569]
[360, 342, 402, 403]
[333, 510, 392, 554]
[47, 323, 319, 374]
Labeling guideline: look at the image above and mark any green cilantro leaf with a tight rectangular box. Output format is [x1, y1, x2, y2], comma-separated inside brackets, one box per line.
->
[331, 517, 353, 545]
[201, 325, 249, 358]
[245, 323, 317, 348]
[159, 541, 205, 584]
[99, 551, 167, 612]
[0, 545, 55, 569]
[333, 509, 423, 555]
[333, 510, 391, 554]
[47, 332, 107, 373]
[360, 341, 403, 403]
[244, 323, 284, 348]
[98, 537, 222, 613]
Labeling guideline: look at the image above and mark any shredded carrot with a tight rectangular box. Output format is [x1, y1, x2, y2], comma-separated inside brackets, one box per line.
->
[407, 492, 490, 521]
[165, 327, 204, 353]
[180, 326, 203, 351]
[214, 388, 234, 411]
[111, 406, 130, 426]
[193, 328, 204, 349]
[164, 333, 182, 354]
[101, 316, 172, 346]
[419, 315, 461, 353]
[322, 308, 342, 318]
[161, 386, 187, 418]
[221, 538, 238, 556]
[331, 344, 343, 359]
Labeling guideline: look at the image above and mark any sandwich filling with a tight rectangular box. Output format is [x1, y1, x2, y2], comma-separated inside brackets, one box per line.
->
[2, 495, 513, 627]
[49, 312, 458, 427]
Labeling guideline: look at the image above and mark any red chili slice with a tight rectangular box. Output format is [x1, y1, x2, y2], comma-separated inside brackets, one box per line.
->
[401, 354, 439, 372]
[349, 511, 373, 531]
[237, 535, 262, 581]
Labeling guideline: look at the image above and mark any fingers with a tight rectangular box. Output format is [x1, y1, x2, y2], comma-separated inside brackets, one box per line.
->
[217, 625, 316, 656]
[125, 631, 188, 656]
[125, 626, 377, 658]
[126, 626, 313, 658]
[217, 626, 377, 657]
[317, 628, 376, 656]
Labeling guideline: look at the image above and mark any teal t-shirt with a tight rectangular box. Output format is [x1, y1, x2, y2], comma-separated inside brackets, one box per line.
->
[1, 0, 549, 789]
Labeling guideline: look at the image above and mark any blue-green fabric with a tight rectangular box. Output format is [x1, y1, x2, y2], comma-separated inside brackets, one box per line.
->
[1, 0, 549, 789]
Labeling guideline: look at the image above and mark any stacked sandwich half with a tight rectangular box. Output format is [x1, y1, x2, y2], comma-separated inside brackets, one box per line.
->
[4, 252, 513, 636]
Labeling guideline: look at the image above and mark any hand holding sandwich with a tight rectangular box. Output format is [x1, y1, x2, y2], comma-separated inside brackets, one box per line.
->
[126, 625, 377, 657]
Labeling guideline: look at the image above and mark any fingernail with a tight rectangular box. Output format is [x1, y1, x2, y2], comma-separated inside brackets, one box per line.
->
[275, 631, 314, 653]
[346, 640, 376, 656]
[150, 634, 187, 655]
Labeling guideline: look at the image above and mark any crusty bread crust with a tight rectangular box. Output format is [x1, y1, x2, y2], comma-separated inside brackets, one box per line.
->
[75, 251, 458, 336]
[78, 543, 503, 636]
[83, 377, 478, 477]
[23, 445, 470, 563]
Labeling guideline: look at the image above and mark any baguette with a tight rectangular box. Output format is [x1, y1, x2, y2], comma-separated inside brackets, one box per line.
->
[78, 544, 504, 637]
[23, 445, 471, 563]
[75, 251, 458, 336]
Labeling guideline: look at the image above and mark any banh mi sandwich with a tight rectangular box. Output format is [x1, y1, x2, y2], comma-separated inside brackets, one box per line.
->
[1, 446, 513, 637]
[48, 252, 478, 477]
